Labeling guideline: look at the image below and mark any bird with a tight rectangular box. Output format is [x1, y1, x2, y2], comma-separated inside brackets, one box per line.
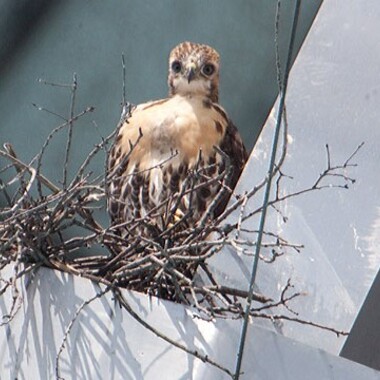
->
[107, 41, 248, 251]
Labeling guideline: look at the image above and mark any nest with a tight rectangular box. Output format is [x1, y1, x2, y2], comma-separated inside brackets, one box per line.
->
[0, 96, 362, 329]
[0, 119, 267, 312]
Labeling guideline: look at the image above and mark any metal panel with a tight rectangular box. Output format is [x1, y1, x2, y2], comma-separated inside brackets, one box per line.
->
[1, 268, 379, 379]
[209, 0, 380, 356]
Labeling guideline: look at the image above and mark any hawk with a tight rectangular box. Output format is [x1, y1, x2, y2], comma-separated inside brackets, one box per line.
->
[107, 41, 247, 250]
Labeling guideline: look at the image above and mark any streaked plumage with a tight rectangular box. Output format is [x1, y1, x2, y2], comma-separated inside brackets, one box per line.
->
[107, 42, 247, 244]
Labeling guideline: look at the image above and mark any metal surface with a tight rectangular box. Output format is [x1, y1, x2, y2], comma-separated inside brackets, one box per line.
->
[1, 268, 379, 379]
[209, 0, 380, 358]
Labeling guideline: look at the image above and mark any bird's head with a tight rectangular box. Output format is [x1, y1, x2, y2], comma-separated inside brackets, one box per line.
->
[168, 41, 220, 103]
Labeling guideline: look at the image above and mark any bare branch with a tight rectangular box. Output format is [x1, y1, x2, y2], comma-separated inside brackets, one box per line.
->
[55, 286, 111, 380]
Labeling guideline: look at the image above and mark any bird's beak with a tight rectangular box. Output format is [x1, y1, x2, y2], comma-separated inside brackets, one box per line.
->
[186, 63, 197, 83]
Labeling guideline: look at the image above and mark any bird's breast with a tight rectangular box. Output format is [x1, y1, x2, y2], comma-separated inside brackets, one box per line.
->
[118, 95, 228, 171]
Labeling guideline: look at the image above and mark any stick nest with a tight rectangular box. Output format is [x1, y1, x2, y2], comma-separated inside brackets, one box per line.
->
[0, 117, 267, 312]
[0, 97, 362, 328]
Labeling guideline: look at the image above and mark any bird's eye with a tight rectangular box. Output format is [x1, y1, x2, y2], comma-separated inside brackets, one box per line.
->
[171, 60, 182, 73]
[202, 63, 215, 76]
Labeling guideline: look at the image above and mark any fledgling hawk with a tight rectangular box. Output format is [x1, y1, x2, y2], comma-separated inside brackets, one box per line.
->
[107, 41, 248, 245]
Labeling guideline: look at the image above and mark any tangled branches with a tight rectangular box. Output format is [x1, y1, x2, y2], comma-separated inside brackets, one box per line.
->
[0, 100, 363, 324]
[1, 104, 364, 380]
[0, 77, 361, 378]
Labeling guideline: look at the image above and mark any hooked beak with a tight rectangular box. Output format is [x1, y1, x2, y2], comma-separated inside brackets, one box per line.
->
[186, 63, 197, 83]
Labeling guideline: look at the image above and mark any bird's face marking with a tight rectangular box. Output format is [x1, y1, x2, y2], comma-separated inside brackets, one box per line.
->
[168, 42, 220, 102]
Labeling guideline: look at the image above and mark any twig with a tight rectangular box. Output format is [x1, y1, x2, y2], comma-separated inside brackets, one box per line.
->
[114, 288, 235, 378]
[1, 144, 60, 194]
[55, 285, 111, 380]
[250, 312, 348, 337]
[62, 73, 78, 189]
